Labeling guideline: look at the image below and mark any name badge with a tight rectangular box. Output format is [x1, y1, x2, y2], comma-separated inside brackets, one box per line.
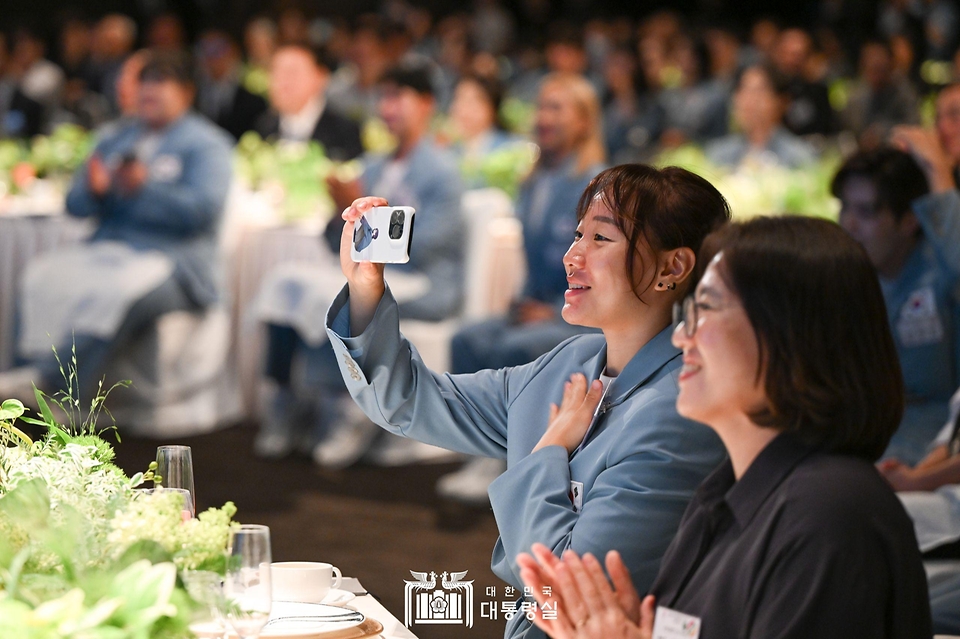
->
[896, 286, 944, 347]
[569, 481, 583, 513]
[151, 154, 183, 182]
[652, 606, 701, 639]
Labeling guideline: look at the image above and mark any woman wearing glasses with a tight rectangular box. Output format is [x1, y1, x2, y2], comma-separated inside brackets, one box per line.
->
[518, 216, 931, 638]
[325, 164, 729, 639]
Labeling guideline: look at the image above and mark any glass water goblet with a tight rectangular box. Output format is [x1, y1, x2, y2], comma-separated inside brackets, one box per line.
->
[224, 524, 272, 639]
[155, 445, 196, 516]
[182, 569, 227, 639]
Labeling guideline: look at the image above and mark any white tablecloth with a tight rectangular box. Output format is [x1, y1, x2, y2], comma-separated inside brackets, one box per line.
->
[0, 214, 92, 370]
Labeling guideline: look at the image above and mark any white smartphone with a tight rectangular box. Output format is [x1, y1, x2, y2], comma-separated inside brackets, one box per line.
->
[350, 206, 416, 263]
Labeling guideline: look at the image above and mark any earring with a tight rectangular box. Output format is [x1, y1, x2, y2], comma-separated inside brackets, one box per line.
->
[668, 283, 677, 291]
[656, 282, 664, 289]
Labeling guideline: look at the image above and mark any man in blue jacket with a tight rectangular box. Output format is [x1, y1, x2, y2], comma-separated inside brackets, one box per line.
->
[253, 61, 465, 466]
[0, 51, 233, 401]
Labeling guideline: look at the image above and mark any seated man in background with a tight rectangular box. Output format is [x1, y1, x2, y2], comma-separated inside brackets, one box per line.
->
[0, 51, 233, 403]
[255, 42, 363, 161]
[833, 146, 960, 464]
[195, 29, 267, 142]
[0, 32, 44, 139]
[253, 61, 464, 467]
[437, 72, 605, 505]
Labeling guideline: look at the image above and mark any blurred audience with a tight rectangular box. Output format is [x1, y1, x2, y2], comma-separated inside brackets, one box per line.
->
[843, 39, 920, 148]
[255, 43, 362, 160]
[772, 27, 835, 136]
[657, 34, 729, 145]
[253, 61, 464, 468]
[0, 51, 233, 403]
[707, 64, 817, 168]
[439, 73, 604, 505]
[0, 32, 44, 139]
[195, 29, 267, 141]
[445, 74, 518, 175]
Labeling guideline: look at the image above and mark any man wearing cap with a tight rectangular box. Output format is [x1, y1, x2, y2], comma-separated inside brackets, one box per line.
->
[253, 61, 465, 467]
[0, 51, 233, 401]
[255, 43, 362, 161]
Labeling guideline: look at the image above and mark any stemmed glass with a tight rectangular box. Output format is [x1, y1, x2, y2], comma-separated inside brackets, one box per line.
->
[155, 445, 196, 517]
[223, 524, 273, 639]
[182, 569, 228, 639]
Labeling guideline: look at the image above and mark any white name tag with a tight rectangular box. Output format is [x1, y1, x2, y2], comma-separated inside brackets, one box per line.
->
[151, 154, 183, 182]
[569, 481, 583, 513]
[652, 605, 701, 639]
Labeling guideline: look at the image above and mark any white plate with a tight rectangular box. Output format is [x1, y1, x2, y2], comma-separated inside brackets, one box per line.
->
[227, 602, 365, 638]
[272, 589, 356, 607]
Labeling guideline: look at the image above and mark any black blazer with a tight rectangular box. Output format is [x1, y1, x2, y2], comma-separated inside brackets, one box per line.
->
[201, 84, 268, 142]
[255, 104, 364, 161]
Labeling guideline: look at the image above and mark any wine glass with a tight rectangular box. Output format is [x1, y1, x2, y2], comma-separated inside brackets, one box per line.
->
[155, 445, 196, 516]
[224, 524, 272, 639]
[134, 487, 195, 520]
[182, 569, 227, 638]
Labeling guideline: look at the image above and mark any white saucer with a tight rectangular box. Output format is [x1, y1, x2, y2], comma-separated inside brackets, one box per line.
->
[321, 588, 357, 607]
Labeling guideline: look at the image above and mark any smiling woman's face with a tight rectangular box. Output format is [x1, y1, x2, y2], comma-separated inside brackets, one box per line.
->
[561, 197, 651, 331]
[671, 255, 767, 427]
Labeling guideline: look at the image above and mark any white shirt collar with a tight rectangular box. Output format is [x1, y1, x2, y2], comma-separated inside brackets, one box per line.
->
[278, 94, 326, 142]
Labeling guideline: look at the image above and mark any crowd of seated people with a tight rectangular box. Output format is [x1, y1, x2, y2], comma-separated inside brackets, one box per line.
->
[2, 3, 960, 634]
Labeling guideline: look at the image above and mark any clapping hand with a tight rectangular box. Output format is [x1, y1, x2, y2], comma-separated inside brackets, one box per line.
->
[517, 543, 655, 639]
[87, 155, 111, 196]
[532, 373, 603, 454]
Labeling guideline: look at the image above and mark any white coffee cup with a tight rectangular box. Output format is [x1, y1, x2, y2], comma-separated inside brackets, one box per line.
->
[270, 562, 343, 603]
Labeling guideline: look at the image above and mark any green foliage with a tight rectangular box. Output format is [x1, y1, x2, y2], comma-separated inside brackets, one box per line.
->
[655, 145, 843, 221]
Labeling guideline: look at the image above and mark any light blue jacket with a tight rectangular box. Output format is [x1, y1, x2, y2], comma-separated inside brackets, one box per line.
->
[361, 139, 465, 321]
[884, 189, 960, 462]
[325, 286, 726, 639]
[65, 112, 234, 306]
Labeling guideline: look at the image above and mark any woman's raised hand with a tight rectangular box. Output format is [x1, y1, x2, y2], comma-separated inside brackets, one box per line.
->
[533, 373, 604, 454]
[339, 196, 388, 335]
[517, 543, 654, 639]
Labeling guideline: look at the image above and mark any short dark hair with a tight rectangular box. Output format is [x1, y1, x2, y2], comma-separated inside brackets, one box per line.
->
[831, 147, 929, 221]
[709, 216, 903, 461]
[276, 42, 338, 73]
[379, 61, 435, 97]
[139, 50, 194, 85]
[734, 63, 790, 98]
[456, 73, 506, 129]
[575, 164, 731, 297]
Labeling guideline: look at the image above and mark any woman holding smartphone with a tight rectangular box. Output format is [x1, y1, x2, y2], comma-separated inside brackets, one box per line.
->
[518, 217, 931, 638]
[325, 164, 729, 639]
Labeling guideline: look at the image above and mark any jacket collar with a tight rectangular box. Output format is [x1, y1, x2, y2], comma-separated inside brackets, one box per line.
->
[596, 324, 684, 408]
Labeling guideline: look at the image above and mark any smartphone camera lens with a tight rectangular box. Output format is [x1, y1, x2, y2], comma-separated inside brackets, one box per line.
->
[389, 209, 405, 239]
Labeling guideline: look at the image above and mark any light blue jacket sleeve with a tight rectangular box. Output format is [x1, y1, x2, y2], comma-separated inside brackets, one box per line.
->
[326, 284, 511, 457]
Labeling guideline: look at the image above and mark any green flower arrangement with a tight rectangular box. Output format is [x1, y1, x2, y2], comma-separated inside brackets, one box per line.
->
[235, 132, 363, 223]
[459, 142, 539, 199]
[655, 145, 842, 221]
[0, 360, 240, 638]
